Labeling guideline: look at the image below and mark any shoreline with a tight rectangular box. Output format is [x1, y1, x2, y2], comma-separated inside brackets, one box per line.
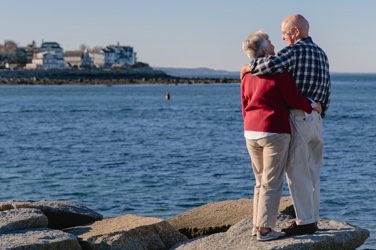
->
[0, 68, 240, 85]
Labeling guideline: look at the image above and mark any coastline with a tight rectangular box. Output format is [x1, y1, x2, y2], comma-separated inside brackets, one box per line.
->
[0, 68, 240, 85]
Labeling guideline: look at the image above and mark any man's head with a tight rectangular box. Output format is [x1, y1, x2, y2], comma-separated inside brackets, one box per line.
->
[242, 30, 275, 60]
[281, 14, 309, 45]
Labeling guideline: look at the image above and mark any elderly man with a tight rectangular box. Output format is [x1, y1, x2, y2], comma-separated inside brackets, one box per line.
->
[241, 14, 331, 236]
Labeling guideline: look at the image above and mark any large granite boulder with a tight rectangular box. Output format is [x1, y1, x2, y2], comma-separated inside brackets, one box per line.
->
[66, 214, 188, 250]
[0, 208, 48, 232]
[167, 197, 294, 238]
[0, 200, 103, 229]
[171, 215, 370, 250]
[0, 228, 82, 250]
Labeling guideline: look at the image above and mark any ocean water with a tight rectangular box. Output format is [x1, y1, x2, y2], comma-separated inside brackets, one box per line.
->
[0, 75, 375, 249]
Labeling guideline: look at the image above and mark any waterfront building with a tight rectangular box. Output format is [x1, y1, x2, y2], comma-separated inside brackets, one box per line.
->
[89, 50, 105, 68]
[26, 42, 66, 69]
[80, 50, 94, 68]
[102, 43, 136, 68]
[64, 50, 83, 68]
[64, 49, 103, 69]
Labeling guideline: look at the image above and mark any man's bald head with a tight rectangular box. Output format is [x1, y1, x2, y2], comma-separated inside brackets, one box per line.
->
[281, 14, 309, 45]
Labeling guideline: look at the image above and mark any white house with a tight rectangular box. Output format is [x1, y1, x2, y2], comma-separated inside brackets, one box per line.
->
[64, 50, 83, 68]
[64, 50, 103, 68]
[26, 42, 66, 69]
[89, 50, 105, 68]
[102, 43, 136, 68]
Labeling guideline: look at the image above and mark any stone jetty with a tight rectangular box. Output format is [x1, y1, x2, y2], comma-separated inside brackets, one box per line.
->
[0, 67, 239, 85]
[0, 197, 369, 249]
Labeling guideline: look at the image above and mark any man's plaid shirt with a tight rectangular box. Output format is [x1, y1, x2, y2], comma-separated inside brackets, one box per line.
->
[250, 36, 331, 117]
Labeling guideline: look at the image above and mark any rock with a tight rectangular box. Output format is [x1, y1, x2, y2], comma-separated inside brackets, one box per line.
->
[0, 200, 103, 229]
[170, 215, 370, 250]
[167, 197, 294, 239]
[65, 214, 188, 250]
[0, 228, 82, 250]
[0, 208, 48, 232]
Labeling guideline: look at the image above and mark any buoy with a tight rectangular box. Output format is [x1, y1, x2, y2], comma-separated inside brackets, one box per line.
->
[165, 92, 170, 100]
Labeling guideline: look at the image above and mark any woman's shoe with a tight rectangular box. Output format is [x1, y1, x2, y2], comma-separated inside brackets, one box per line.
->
[257, 229, 286, 241]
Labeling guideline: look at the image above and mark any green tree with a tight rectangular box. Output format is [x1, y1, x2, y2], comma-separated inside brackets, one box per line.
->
[11, 49, 28, 67]
[24, 40, 37, 62]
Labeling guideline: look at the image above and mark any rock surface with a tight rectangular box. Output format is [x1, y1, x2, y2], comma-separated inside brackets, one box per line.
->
[65, 214, 188, 250]
[167, 197, 294, 239]
[0, 198, 370, 249]
[0, 228, 82, 250]
[0, 208, 48, 232]
[171, 215, 370, 250]
[0, 200, 103, 229]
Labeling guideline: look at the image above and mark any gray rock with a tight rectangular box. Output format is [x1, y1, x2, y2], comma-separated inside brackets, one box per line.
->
[167, 197, 294, 239]
[66, 214, 188, 250]
[0, 200, 103, 229]
[170, 215, 370, 250]
[0, 228, 82, 250]
[0, 208, 48, 232]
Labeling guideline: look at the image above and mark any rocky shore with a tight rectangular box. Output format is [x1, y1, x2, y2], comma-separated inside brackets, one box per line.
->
[0, 197, 369, 249]
[0, 67, 240, 85]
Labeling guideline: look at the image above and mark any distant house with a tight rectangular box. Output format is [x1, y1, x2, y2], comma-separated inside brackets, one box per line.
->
[102, 43, 136, 68]
[26, 42, 66, 69]
[64, 50, 83, 68]
[80, 50, 94, 68]
[89, 50, 105, 68]
[39, 42, 64, 58]
[64, 50, 103, 69]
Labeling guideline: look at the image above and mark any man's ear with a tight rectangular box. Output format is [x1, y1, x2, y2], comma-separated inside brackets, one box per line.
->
[294, 26, 300, 37]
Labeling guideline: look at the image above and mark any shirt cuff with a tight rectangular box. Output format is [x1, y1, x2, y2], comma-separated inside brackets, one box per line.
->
[307, 97, 317, 108]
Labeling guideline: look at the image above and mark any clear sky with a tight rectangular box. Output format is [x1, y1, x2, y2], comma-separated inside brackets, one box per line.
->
[2, 1, 375, 73]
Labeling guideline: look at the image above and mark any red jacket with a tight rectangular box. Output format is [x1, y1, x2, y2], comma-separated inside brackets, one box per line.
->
[241, 72, 312, 134]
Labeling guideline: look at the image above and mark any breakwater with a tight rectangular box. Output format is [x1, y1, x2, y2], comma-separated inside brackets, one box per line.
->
[0, 198, 370, 249]
[0, 67, 239, 85]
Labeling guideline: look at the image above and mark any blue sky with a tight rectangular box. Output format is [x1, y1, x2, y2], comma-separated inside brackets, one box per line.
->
[2, 1, 376, 73]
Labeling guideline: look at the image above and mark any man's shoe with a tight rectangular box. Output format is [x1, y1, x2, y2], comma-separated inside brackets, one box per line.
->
[257, 229, 286, 241]
[281, 221, 317, 236]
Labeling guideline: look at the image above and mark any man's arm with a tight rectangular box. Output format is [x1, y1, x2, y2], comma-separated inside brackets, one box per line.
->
[240, 56, 288, 79]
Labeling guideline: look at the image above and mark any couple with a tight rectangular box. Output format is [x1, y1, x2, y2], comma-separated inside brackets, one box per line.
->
[240, 14, 331, 241]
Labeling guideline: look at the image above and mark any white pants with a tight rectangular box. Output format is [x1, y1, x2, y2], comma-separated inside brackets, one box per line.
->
[287, 109, 323, 225]
[246, 133, 290, 228]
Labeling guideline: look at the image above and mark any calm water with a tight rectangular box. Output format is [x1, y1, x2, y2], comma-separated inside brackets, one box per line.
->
[0, 77, 375, 249]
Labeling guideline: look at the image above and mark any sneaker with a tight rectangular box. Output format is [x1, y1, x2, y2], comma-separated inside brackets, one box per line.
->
[252, 226, 257, 236]
[257, 229, 286, 241]
[281, 221, 317, 236]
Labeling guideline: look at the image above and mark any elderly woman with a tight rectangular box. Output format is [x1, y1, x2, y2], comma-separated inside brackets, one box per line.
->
[240, 30, 320, 241]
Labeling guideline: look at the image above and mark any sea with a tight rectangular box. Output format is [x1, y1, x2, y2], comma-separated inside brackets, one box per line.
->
[0, 73, 375, 249]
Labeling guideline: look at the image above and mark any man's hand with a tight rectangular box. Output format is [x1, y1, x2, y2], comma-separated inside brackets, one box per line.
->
[313, 102, 322, 114]
[240, 64, 251, 79]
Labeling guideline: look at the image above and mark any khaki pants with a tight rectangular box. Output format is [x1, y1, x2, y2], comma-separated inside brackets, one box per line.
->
[287, 109, 323, 225]
[246, 133, 290, 228]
